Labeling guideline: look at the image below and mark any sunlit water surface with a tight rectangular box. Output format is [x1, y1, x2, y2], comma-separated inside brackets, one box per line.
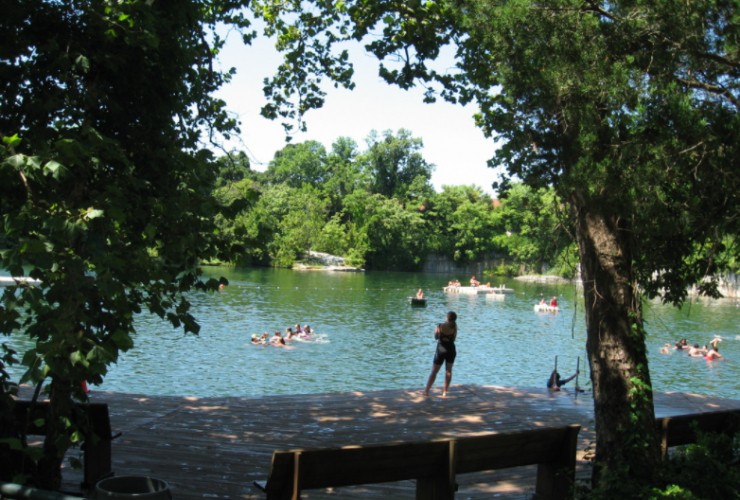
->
[6, 267, 740, 399]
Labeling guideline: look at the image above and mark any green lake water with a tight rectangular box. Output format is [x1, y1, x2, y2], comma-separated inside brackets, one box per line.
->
[6, 267, 740, 399]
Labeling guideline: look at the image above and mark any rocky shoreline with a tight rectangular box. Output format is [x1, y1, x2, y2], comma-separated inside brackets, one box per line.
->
[514, 275, 576, 284]
[293, 264, 364, 272]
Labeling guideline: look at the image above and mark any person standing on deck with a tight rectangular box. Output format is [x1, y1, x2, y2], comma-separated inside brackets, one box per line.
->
[423, 311, 458, 397]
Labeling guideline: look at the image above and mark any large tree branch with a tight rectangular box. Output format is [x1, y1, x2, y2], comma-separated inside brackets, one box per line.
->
[677, 77, 740, 110]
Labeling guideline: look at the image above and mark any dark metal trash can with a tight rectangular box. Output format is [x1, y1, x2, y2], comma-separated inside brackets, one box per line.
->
[94, 476, 171, 500]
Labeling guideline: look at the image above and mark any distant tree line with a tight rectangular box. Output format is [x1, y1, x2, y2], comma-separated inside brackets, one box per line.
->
[209, 129, 579, 276]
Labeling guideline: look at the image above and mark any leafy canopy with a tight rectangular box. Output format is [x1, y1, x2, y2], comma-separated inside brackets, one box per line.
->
[0, 0, 253, 487]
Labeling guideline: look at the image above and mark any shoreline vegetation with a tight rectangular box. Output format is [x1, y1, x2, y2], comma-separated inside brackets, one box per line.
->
[208, 145, 583, 278]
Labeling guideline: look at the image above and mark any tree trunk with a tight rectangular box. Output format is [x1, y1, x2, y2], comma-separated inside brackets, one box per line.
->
[36, 380, 71, 490]
[572, 200, 662, 491]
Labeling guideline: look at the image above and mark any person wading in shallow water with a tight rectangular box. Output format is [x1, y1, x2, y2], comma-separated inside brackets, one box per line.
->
[423, 311, 458, 397]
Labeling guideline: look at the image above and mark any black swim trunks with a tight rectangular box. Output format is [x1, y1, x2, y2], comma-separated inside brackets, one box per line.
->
[433, 340, 457, 365]
[433, 325, 457, 365]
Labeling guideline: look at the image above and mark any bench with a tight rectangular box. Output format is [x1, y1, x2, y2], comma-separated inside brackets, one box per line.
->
[656, 408, 740, 458]
[13, 400, 120, 488]
[255, 424, 581, 500]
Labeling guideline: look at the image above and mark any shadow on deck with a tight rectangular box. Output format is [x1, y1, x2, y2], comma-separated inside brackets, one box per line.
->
[20, 384, 740, 499]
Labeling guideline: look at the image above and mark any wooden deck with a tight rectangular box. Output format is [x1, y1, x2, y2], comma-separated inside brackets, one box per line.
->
[20, 384, 740, 499]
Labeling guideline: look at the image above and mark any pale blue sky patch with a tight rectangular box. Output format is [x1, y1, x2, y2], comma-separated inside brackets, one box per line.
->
[213, 23, 501, 196]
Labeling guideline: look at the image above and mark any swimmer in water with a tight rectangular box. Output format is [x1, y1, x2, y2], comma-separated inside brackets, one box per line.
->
[674, 339, 689, 350]
[270, 331, 282, 343]
[704, 346, 723, 360]
[709, 337, 722, 352]
[660, 343, 672, 354]
[252, 333, 269, 345]
[547, 370, 580, 391]
[687, 344, 706, 357]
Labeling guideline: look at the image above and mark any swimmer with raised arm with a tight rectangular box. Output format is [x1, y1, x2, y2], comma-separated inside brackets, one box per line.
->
[547, 370, 580, 391]
[687, 344, 706, 357]
[705, 346, 723, 360]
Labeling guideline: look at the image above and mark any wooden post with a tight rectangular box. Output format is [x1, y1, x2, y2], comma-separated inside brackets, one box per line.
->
[438, 439, 457, 499]
[82, 404, 115, 488]
[263, 451, 295, 500]
[292, 452, 301, 500]
[415, 440, 456, 500]
[535, 424, 580, 500]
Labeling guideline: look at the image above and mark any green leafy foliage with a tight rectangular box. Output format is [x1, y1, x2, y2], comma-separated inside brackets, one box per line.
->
[423, 185, 497, 265]
[578, 425, 740, 499]
[364, 129, 435, 200]
[659, 427, 740, 500]
[491, 184, 576, 275]
[0, 0, 253, 488]
[215, 127, 572, 272]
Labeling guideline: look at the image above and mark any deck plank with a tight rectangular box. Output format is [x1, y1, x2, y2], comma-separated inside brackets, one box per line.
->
[16, 384, 740, 499]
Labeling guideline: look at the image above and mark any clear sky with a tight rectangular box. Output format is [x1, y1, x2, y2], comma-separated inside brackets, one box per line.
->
[214, 25, 501, 196]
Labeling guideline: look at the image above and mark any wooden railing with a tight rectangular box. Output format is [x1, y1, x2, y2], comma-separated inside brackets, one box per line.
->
[256, 408, 740, 500]
[255, 424, 581, 500]
[655, 408, 740, 458]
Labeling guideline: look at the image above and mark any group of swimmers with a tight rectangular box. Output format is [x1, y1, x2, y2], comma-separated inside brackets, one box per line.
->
[661, 337, 724, 360]
[251, 324, 313, 347]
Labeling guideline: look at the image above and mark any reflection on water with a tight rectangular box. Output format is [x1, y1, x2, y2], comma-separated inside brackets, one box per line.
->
[6, 267, 740, 399]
